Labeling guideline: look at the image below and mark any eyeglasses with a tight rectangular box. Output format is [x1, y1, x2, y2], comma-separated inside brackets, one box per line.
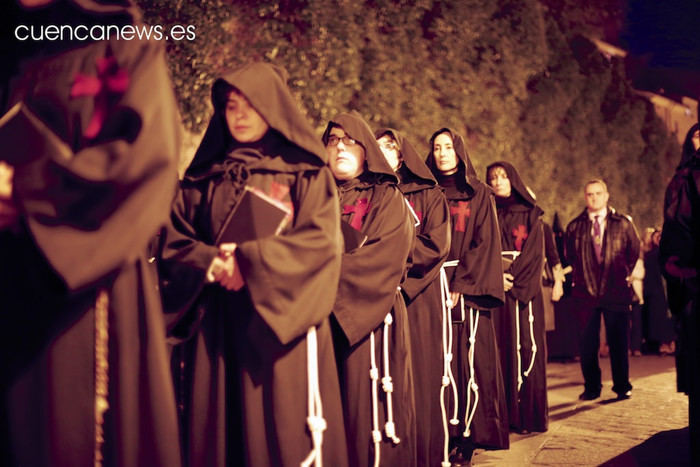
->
[379, 141, 398, 151]
[326, 135, 357, 147]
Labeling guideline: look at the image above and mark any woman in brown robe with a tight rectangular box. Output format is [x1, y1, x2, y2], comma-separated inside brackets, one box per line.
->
[427, 128, 509, 465]
[159, 63, 347, 467]
[487, 161, 548, 434]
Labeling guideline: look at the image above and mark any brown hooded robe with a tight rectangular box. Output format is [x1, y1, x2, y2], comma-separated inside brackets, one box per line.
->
[0, 1, 181, 466]
[159, 63, 347, 467]
[375, 127, 451, 466]
[427, 128, 509, 454]
[660, 123, 700, 463]
[487, 161, 548, 434]
[325, 113, 416, 467]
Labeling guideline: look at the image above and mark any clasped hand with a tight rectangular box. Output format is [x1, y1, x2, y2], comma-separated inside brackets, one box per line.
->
[503, 272, 514, 292]
[209, 242, 245, 291]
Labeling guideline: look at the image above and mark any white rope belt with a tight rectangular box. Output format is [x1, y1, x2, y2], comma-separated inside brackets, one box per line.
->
[301, 326, 326, 467]
[502, 251, 537, 391]
[369, 330, 382, 467]
[382, 311, 401, 444]
[368, 307, 402, 467]
[522, 300, 537, 381]
[439, 261, 459, 467]
[438, 260, 482, 466]
[462, 303, 480, 438]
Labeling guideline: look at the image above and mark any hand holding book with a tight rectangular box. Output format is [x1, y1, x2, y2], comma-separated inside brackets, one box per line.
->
[503, 273, 514, 292]
[207, 243, 245, 291]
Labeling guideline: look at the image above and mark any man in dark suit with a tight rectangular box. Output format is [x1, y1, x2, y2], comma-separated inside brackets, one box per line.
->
[565, 179, 640, 400]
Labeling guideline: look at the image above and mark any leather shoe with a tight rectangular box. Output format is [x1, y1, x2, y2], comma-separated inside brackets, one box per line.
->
[616, 389, 632, 400]
[578, 390, 600, 401]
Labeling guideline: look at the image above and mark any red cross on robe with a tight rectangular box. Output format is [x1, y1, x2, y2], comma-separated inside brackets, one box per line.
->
[512, 224, 528, 251]
[450, 200, 471, 232]
[343, 198, 371, 231]
[408, 200, 423, 224]
[70, 54, 129, 139]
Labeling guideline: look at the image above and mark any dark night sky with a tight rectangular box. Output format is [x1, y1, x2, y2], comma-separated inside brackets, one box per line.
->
[620, 0, 700, 98]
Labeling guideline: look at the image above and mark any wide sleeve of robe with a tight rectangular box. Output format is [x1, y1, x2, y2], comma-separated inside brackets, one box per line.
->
[157, 183, 221, 337]
[401, 188, 450, 302]
[235, 167, 342, 346]
[451, 186, 505, 309]
[333, 184, 414, 346]
[9, 38, 180, 292]
[508, 211, 545, 303]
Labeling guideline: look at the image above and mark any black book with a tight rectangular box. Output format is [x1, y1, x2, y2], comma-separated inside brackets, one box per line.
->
[340, 219, 368, 252]
[215, 185, 292, 245]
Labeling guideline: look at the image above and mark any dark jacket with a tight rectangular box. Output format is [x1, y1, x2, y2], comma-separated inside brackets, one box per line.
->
[565, 206, 640, 310]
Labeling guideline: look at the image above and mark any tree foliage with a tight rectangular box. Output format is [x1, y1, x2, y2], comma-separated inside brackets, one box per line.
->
[137, 0, 680, 230]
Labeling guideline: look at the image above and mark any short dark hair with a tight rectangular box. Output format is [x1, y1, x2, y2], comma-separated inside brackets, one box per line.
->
[584, 178, 608, 193]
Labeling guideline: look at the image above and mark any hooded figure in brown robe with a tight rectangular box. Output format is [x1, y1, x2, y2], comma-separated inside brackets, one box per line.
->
[0, 1, 182, 465]
[323, 112, 416, 467]
[660, 122, 700, 464]
[375, 127, 451, 466]
[159, 63, 347, 466]
[427, 128, 509, 465]
[486, 161, 547, 434]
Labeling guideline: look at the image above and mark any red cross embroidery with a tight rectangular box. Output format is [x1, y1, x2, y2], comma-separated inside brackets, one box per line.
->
[450, 201, 471, 232]
[408, 200, 423, 224]
[343, 198, 371, 231]
[512, 224, 528, 251]
[267, 181, 294, 222]
[70, 55, 129, 139]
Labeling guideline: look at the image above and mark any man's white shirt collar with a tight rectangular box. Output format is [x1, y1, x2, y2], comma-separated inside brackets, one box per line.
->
[588, 207, 607, 221]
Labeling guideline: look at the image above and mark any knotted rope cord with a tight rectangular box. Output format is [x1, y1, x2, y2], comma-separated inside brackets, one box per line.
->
[462, 304, 480, 437]
[502, 250, 529, 392]
[382, 310, 401, 444]
[301, 326, 326, 467]
[522, 301, 537, 380]
[439, 260, 460, 467]
[515, 300, 523, 391]
[369, 331, 382, 467]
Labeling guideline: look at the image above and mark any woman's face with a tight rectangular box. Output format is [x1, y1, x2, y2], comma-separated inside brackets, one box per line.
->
[225, 90, 269, 143]
[376, 134, 401, 171]
[326, 126, 366, 180]
[692, 129, 700, 151]
[432, 132, 458, 175]
[488, 165, 512, 198]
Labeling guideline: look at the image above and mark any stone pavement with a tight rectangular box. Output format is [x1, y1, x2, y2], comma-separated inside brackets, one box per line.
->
[472, 354, 690, 466]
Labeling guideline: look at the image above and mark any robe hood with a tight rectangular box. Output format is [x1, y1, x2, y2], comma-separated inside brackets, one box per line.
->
[678, 122, 700, 171]
[426, 127, 478, 191]
[185, 62, 327, 178]
[374, 127, 436, 193]
[323, 111, 397, 184]
[486, 160, 542, 216]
